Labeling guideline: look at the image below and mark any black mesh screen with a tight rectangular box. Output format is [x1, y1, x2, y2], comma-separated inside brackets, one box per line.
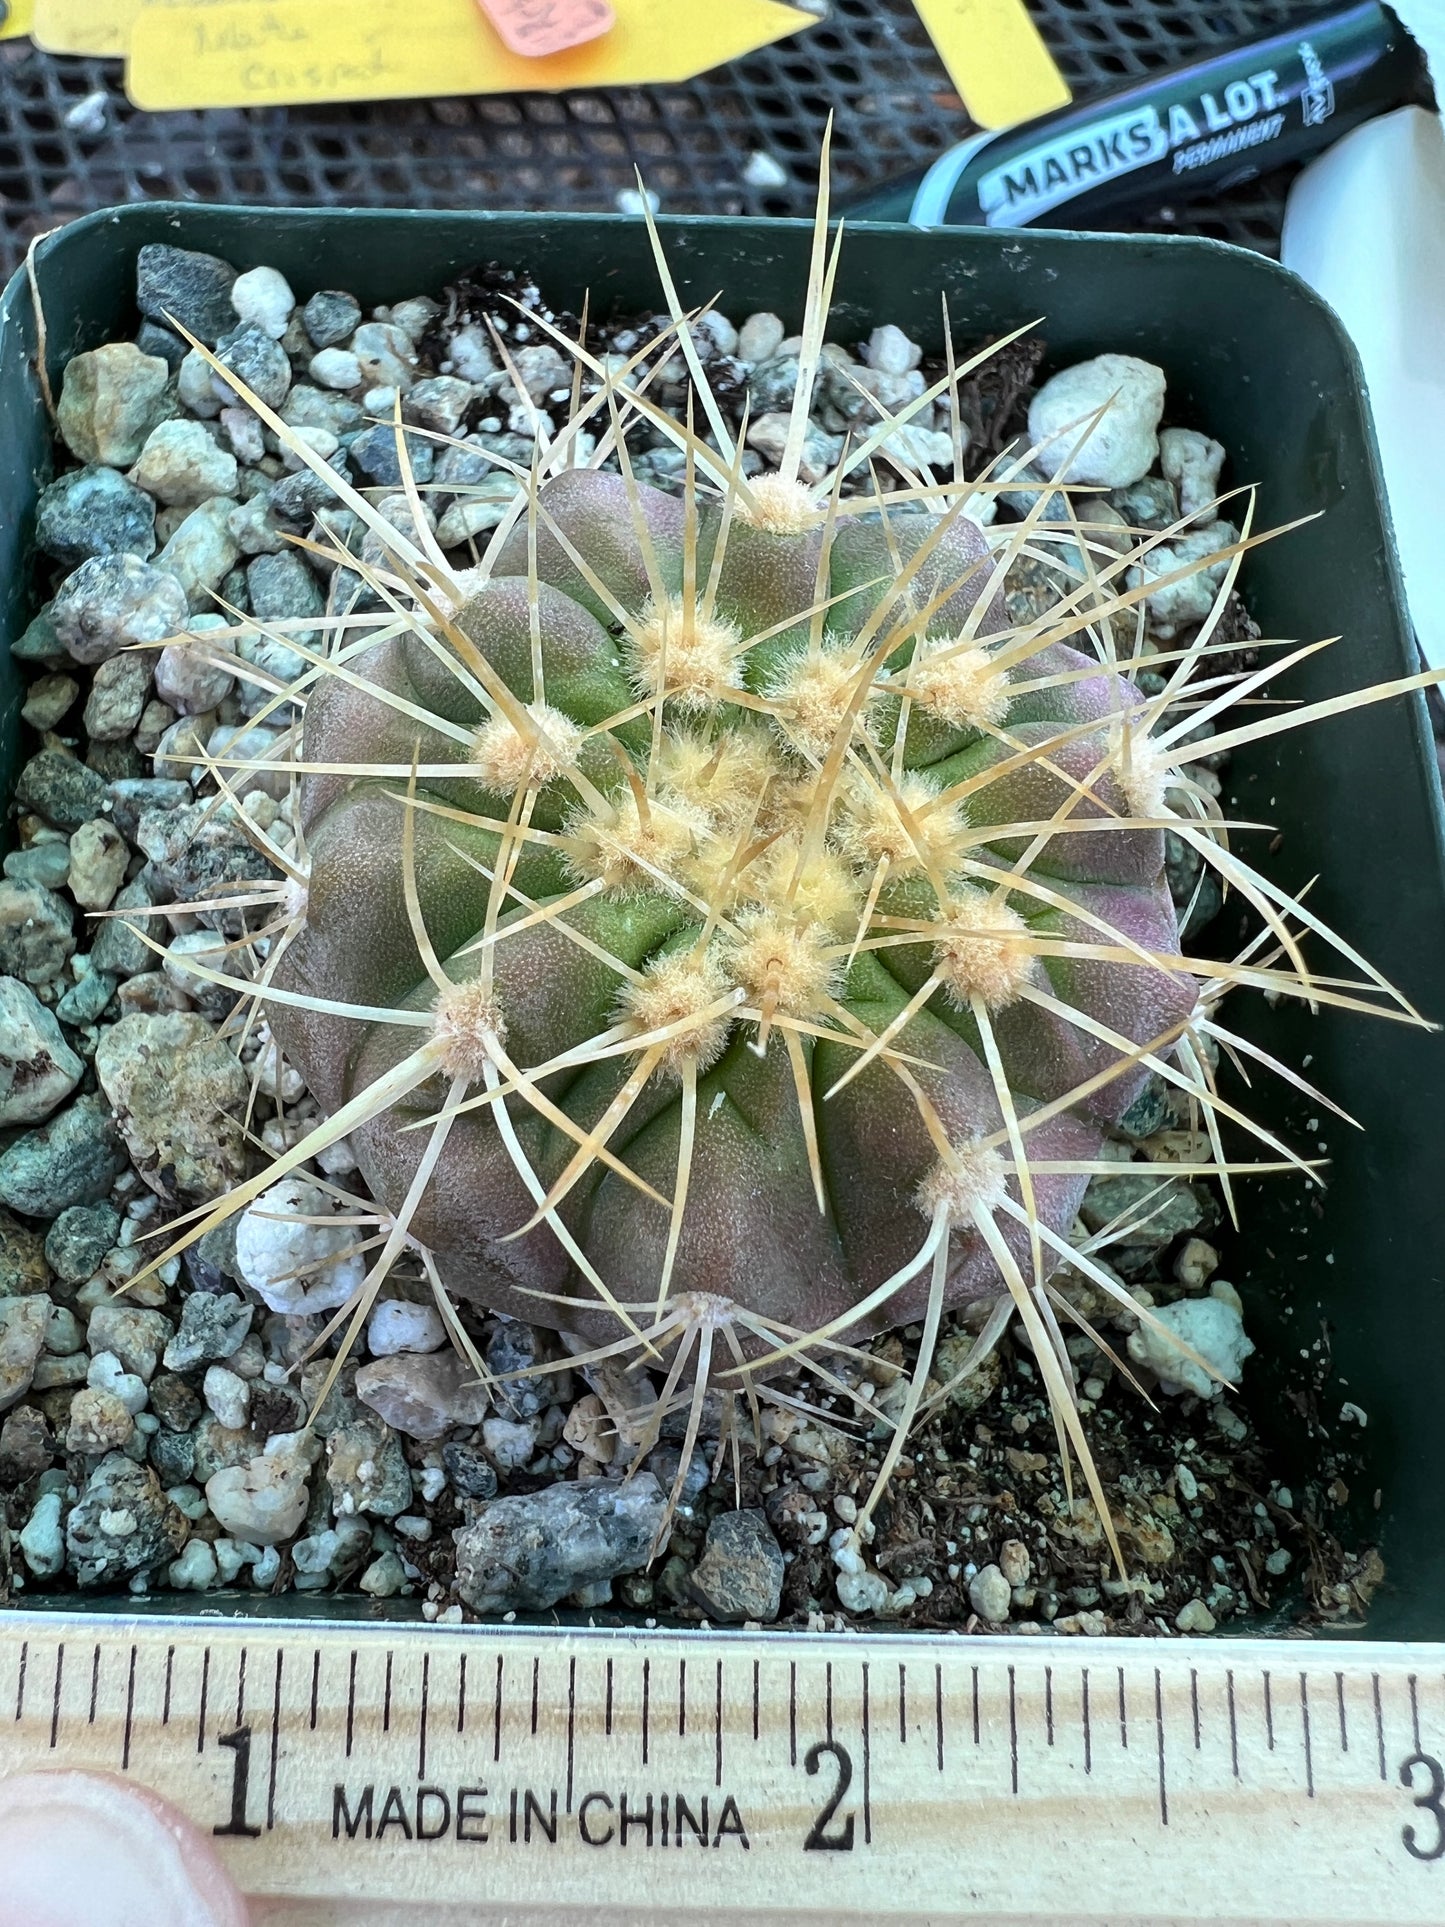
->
[0, 0, 1322, 282]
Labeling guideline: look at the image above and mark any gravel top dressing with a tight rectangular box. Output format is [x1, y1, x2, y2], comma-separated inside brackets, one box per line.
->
[0, 231, 1383, 1637]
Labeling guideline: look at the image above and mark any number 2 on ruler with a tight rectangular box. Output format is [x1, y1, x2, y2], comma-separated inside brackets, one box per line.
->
[803, 1742, 855, 1852]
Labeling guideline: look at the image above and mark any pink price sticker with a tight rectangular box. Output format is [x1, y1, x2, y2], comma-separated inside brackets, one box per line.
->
[476, 0, 614, 56]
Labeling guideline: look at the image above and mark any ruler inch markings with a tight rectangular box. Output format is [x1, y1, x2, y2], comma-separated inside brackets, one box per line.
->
[1118, 1665, 1128, 1750]
[1374, 1670, 1388, 1779]
[565, 1655, 576, 1815]
[418, 1650, 430, 1782]
[2, 1621, 1442, 1920]
[862, 1659, 872, 1846]
[1264, 1666, 1275, 1750]
[1008, 1663, 1018, 1796]
[267, 1647, 284, 1831]
[49, 1641, 64, 1750]
[196, 1645, 208, 1753]
[122, 1641, 137, 1770]
[1227, 1665, 1239, 1779]
[1336, 1668, 1348, 1752]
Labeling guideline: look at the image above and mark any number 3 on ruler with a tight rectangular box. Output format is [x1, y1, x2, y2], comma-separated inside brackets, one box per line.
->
[1400, 1753, 1445, 1862]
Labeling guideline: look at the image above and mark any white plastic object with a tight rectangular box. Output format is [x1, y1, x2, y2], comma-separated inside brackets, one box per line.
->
[1282, 104, 1445, 669]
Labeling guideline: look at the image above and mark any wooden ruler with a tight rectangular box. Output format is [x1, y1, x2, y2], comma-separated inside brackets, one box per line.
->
[2, 1613, 1445, 1922]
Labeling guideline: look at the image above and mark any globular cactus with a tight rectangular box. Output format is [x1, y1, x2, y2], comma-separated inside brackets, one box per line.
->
[274, 466, 1191, 1363]
[147, 192, 1430, 1545]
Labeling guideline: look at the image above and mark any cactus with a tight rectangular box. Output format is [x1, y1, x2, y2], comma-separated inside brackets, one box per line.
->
[142, 186, 1432, 1552]
[274, 460, 1195, 1334]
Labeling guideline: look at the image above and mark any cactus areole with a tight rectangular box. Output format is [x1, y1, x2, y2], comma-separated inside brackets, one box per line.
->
[273, 458, 1195, 1360]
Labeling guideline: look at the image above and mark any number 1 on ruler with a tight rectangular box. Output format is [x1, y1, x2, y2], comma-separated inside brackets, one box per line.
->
[913, 0, 1071, 129]
[477, 0, 614, 56]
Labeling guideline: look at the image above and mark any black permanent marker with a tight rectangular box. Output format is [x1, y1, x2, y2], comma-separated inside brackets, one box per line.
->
[843, 2, 1428, 228]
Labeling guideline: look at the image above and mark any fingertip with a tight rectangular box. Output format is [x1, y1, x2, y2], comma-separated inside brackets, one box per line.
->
[0, 1770, 250, 1927]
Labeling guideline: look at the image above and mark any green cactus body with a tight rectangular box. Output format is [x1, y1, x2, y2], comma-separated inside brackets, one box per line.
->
[273, 460, 1194, 1354]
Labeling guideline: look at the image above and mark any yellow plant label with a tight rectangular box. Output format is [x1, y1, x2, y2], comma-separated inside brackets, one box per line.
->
[125, 0, 816, 109]
[32, 0, 138, 54]
[913, 0, 1071, 129]
[0, 0, 36, 39]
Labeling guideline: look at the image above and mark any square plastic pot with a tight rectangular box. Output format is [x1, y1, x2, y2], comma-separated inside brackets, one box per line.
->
[2, 205, 1443, 1637]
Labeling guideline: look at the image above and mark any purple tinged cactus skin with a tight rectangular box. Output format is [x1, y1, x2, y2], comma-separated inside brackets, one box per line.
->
[271, 460, 1196, 1353]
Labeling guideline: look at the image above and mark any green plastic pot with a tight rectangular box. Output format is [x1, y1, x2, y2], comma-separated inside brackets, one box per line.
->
[2, 205, 1442, 1638]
